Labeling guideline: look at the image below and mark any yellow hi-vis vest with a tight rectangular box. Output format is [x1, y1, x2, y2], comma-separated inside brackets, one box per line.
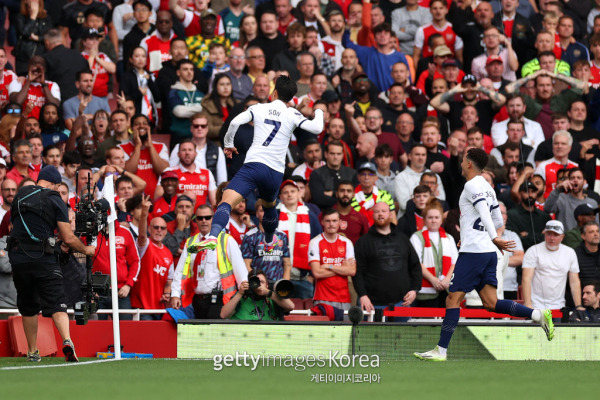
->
[182, 231, 237, 304]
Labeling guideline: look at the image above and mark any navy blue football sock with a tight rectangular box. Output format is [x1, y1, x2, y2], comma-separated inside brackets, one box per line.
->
[262, 205, 279, 244]
[438, 308, 460, 349]
[210, 203, 232, 237]
[495, 299, 533, 319]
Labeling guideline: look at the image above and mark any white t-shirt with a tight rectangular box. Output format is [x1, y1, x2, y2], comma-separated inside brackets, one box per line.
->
[501, 229, 524, 292]
[459, 175, 503, 253]
[223, 100, 324, 173]
[522, 243, 579, 309]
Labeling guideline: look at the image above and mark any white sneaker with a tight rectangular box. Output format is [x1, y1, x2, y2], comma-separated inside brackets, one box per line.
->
[414, 346, 447, 361]
[539, 309, 555, 341]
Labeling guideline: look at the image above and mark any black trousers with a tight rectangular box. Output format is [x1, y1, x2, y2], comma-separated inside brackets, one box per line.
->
[192, 293, 223, 319]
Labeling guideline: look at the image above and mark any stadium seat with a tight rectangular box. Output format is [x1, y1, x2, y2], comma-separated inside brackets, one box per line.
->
[290, 298, 305, 310]
[302, 299, 314, 310]
[7, 316, 58, 357]
[152, 134, 171, 149]
[283, 315, 330, 321]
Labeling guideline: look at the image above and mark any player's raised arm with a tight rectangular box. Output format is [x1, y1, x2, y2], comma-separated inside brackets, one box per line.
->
[223, 109, 254, 149]
[296, 104, 325, 135]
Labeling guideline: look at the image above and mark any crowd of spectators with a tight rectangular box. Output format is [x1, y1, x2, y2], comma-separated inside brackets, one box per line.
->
[0, 0, 600, 321]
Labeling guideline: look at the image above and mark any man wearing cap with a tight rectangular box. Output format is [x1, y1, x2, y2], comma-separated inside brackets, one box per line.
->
[506, 180, 551, 251]
[416, 46, 464, 98]
[564, 205, 599, 249]
[470, 26, 518, 81]
[80, 28, 116, 98]
[483, 55, 511, 92]
[522, 220, 584, 312]
[152, 170, 179, 219]
[9, 165, 96, 362]
[62, 69, 111, 130]
[545, 167, 599, 231]
[430, 74, 506, 134]
[351, 162, 395, 226]
[186, 10, 230, 70]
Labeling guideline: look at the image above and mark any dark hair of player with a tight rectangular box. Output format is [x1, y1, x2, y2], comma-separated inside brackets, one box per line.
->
[274, 75, 298, 103]
[466, 148, 489, 171]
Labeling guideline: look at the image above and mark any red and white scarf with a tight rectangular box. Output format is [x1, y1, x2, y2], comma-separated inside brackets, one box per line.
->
[417, 227, 452, 294]
[354, 185, 379, 226]
[278, 202, 311, 270]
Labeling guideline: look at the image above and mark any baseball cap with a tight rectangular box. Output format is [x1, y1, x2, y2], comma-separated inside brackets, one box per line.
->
[486, 55, 503, 66]
[358, 161, 377, 173]
[352, 72, 368, 82]
[0, 158, 6, 168]
[37, 165, 62, 184]
[176, 194, 195, 205]
[321, 90, 340, 103]
[433, 45, 452, 58]
[574, 203, 598, 218]
[462, 74, 477, 85]
[279, 179, 298, 191]
[201, 10, 217, 19]
[543, 220, 564, 235]
[442, 58, 460, 68]
[81, 28, 102, 39]
[161, 170, 179, 181]
[519, 181, 537, 192]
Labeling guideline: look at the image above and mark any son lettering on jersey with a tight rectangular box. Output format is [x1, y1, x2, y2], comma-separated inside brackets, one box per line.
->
[268, 109, 281, 117]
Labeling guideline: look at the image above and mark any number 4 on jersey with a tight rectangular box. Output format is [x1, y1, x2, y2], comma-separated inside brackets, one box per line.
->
[262, 119, 281, 146]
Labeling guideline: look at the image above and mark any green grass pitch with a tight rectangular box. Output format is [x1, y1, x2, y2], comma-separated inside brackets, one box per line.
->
[0, 358, 597, 400]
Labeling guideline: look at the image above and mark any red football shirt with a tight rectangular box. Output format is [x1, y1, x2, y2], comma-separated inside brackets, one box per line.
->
[308, 234, 354, 304]
[130, 240, 174, 309]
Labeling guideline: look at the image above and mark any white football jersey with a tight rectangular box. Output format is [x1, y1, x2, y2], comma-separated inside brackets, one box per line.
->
[223, 100, 324, 173]
[458, 175, 503, 253]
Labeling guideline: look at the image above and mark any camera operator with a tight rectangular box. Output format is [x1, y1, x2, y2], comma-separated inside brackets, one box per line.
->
[8, 165, 95, 362]
[220, 269, 294, 321]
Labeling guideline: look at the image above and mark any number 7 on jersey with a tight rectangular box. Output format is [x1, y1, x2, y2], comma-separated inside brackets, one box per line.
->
[262, 119, 281, 147]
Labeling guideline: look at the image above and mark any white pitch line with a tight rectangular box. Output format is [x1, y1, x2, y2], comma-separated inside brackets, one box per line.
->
[0, 358, 122, 370]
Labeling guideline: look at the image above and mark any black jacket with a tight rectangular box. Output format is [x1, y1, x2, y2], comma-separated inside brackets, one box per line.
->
[309, 164, 358, 209]
[119, 69, 160, 123]
[14, 15, 52, 75]
[43, 44, 89, 100]
[247, 33, 288, 72]
[353, 224, 422, 305]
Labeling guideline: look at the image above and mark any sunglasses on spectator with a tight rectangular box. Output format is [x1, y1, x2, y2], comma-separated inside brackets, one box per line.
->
[192, 123, 208, 129]
[6, 109, 20, 114]
[152, 225, 167, 230]
[196, 215, 213, 221]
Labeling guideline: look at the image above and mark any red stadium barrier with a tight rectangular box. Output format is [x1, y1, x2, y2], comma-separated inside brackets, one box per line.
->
[383, 307, 563, 319]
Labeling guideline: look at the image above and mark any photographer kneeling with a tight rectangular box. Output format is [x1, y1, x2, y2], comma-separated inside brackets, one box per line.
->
[220, 269, 294, 320]
[8, 166, 96, 362]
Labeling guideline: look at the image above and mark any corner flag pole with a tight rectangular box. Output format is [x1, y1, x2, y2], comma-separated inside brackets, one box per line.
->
[104, 176, 121, 360]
